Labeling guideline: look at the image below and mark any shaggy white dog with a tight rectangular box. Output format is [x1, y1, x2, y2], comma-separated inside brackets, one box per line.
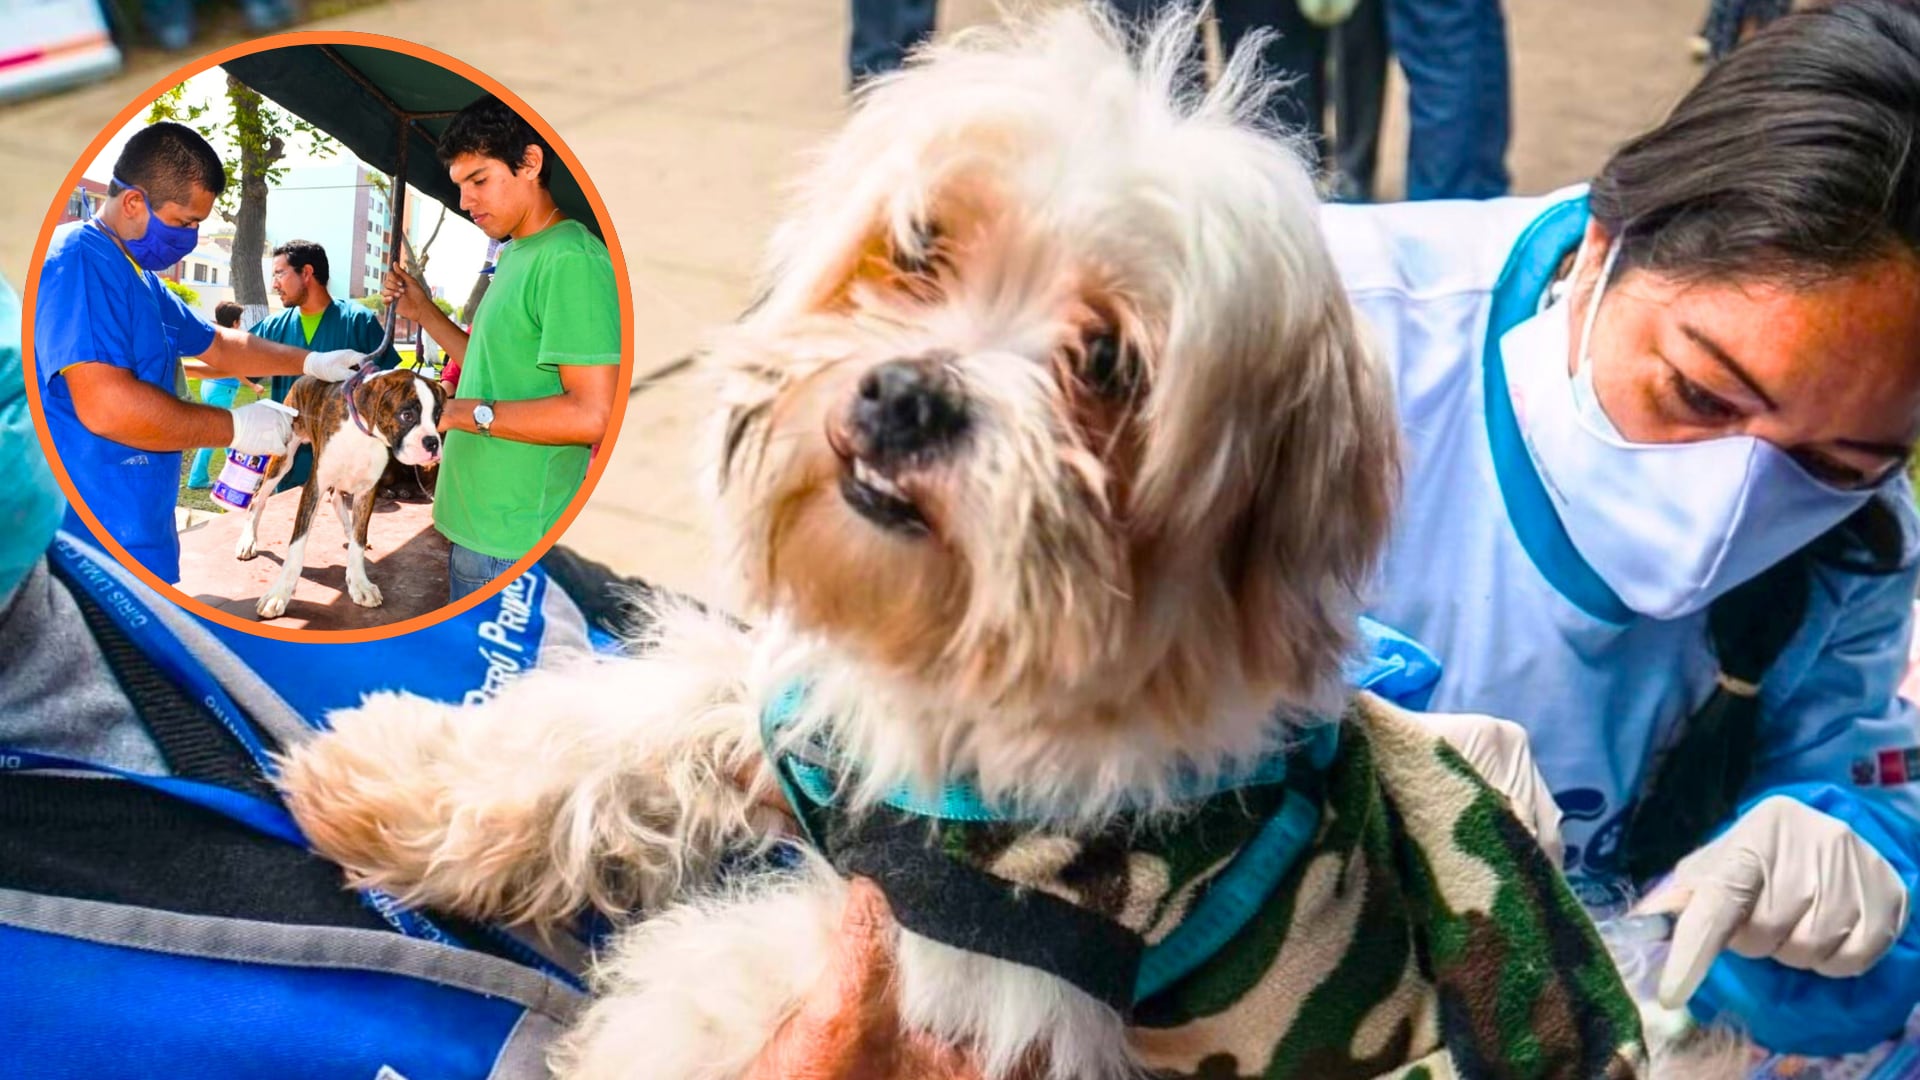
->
[279, 6, 1741, 1078]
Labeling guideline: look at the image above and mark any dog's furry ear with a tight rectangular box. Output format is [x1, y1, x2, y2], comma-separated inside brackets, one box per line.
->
[1227, 297, 1399, 708]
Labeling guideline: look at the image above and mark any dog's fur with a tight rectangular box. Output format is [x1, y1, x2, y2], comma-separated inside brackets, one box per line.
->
[237, 367, 444, 619]
[279, 7, 1742, 1078]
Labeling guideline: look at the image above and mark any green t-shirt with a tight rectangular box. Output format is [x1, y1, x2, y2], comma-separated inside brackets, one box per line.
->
[299, 309, 323, 345]
[435, 218, 621, 558]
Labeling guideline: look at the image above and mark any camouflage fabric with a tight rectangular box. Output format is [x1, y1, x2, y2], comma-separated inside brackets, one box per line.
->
[1126, 697, 1646, 1078]
[790, 697, 1648, 1078]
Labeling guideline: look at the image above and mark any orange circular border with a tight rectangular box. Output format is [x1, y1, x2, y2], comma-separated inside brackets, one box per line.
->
[21, 30, 636, 644]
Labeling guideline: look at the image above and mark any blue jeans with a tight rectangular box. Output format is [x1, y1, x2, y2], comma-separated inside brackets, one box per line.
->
[1389, 0, 1511, 199]
[848, 0, 937, 86]
[447, 541, 520, 604]
[188, 379, 240, 489]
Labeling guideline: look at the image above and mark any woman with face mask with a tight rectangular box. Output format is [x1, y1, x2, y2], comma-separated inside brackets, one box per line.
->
[1323, 0, 1920, 1056]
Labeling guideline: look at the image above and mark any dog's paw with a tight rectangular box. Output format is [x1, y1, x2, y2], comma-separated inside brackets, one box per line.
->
[256, 588, 292, 619]
[347, 575, 383, 608]
[235, 533, 259, 560]
[279, 692, 460, 902]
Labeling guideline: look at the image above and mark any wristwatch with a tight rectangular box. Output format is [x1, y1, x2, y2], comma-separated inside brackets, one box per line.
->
[473, 401, 496, 437]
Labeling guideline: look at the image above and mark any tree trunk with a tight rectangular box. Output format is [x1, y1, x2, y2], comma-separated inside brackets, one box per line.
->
[459, 271, 491, 326]
[226, 75, 285, 326]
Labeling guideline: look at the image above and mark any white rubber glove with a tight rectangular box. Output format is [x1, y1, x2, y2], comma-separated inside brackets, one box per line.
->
[228, 402, 295, 456]
[1422, 711, 1566, 869]
[304, 348, 365, 382]
[1646, 795, 1911, 1008]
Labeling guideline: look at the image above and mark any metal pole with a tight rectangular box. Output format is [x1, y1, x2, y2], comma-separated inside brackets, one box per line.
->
[385, 123, 409, 345]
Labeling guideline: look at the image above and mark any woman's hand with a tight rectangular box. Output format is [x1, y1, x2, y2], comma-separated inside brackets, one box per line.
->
[745, 878, 987, 1080]
[1368, 696, 1566, 868]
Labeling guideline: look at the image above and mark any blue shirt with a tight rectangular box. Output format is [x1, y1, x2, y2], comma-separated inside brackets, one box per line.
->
[34, 220, 217, 584]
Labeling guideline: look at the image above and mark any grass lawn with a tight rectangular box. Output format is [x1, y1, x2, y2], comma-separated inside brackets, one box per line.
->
[177, 378, 269, 513]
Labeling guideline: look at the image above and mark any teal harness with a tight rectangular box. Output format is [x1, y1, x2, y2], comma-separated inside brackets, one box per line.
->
[760, 685, 1338, 1015]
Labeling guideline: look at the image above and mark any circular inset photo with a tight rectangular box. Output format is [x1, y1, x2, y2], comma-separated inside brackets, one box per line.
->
[22, 33, 632, 640]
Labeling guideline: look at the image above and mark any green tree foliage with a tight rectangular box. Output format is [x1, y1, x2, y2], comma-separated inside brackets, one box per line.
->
[162, 278, 200, 309]
[146, 77, 338, 310]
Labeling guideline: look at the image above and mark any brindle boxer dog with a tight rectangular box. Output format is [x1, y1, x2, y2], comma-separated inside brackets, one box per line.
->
[237, 357, 445, 620]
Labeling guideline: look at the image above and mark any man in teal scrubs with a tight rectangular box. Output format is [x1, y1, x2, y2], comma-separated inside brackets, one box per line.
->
[249, 239, 395, 488]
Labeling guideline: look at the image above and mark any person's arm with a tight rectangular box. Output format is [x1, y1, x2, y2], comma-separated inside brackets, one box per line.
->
[1666, 555, 1920, 1055]
[61, 361, 234, 450]
[384, 264, 468, 365]
[439, 363, 618, 445]
[195, 326, 318, 379]
[745, 878, 993, 1080]
[146, 272, 311, 380]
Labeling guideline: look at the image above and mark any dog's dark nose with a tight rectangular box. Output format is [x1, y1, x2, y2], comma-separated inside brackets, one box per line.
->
[423, 435, 440, 453]
[852, 357, 967, 462]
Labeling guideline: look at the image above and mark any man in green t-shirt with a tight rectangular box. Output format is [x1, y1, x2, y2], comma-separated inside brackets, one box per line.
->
[384, 95, 621, 603]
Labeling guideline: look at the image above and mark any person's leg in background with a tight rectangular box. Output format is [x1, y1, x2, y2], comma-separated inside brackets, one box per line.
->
[1388, 0, 1511, 199]
[1217, 0, 1329, 153]
[448, 541, 521, 605]
[848, 0, 939, 87]
[140, 0, 195, 50]
[1329, 0, 1389, 202]
[1105, 0, 1328, 164]
[187, 379, 239, 490]
[1701, 0, 1793, 63]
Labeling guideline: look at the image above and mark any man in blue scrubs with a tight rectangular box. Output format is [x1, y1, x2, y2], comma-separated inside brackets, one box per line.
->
[252, 239, 396, 489]
[33, 122, 366, 585]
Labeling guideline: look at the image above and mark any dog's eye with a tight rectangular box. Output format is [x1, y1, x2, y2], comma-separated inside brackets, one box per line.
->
[1082, 331, 1134, 397]
[891, 220, 942, 275]
[399, 408, 417, 422]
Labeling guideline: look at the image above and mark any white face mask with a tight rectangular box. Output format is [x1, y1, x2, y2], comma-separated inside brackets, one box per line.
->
[1500, 241, 1875, 620]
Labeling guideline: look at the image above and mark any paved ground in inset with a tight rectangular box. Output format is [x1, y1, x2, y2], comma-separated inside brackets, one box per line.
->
[176, 485, 449, 629]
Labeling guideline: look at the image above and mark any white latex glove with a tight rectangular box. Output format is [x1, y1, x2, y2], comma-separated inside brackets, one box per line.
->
[1422, 711, 1566, 869]
[304, 348, 366, 382]
[228, 402, 294, 456]
[1645, 795, 1911, 1008]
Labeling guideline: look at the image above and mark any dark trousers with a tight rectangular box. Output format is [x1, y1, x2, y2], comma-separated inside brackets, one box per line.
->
[1108, 1, 1391, 199]
[1699, 0, 1792, 61]
[848, 0, 938, 86]
[1387, 0, 1511, 198]
[1330, 0, 1389, 202]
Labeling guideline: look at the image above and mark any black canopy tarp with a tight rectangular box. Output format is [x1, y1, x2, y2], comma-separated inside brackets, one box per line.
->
[222, 44, 601, 244]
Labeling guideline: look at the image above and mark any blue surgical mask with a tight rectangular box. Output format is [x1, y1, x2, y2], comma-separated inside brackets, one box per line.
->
[0, 273, 67, 605]
[108, 175, 201, 271]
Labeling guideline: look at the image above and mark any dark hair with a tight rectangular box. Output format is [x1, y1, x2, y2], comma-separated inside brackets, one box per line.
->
[213, 300, 244, 328]
[437, 94, 553, 187]
[110, 121, 225, 210]
[1589, 0, 1920, 287]
[272, 239, 330, 287]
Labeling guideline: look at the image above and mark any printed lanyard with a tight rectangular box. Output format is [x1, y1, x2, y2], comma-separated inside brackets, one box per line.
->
[0, 749, 305, 846]
[50, 534, 272, 766]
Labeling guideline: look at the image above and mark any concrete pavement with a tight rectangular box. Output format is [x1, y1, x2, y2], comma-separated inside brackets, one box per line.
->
[0, 0, 1705, 600]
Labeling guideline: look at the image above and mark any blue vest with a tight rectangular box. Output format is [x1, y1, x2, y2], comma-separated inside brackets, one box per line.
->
[0, 534, 600, 1079]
